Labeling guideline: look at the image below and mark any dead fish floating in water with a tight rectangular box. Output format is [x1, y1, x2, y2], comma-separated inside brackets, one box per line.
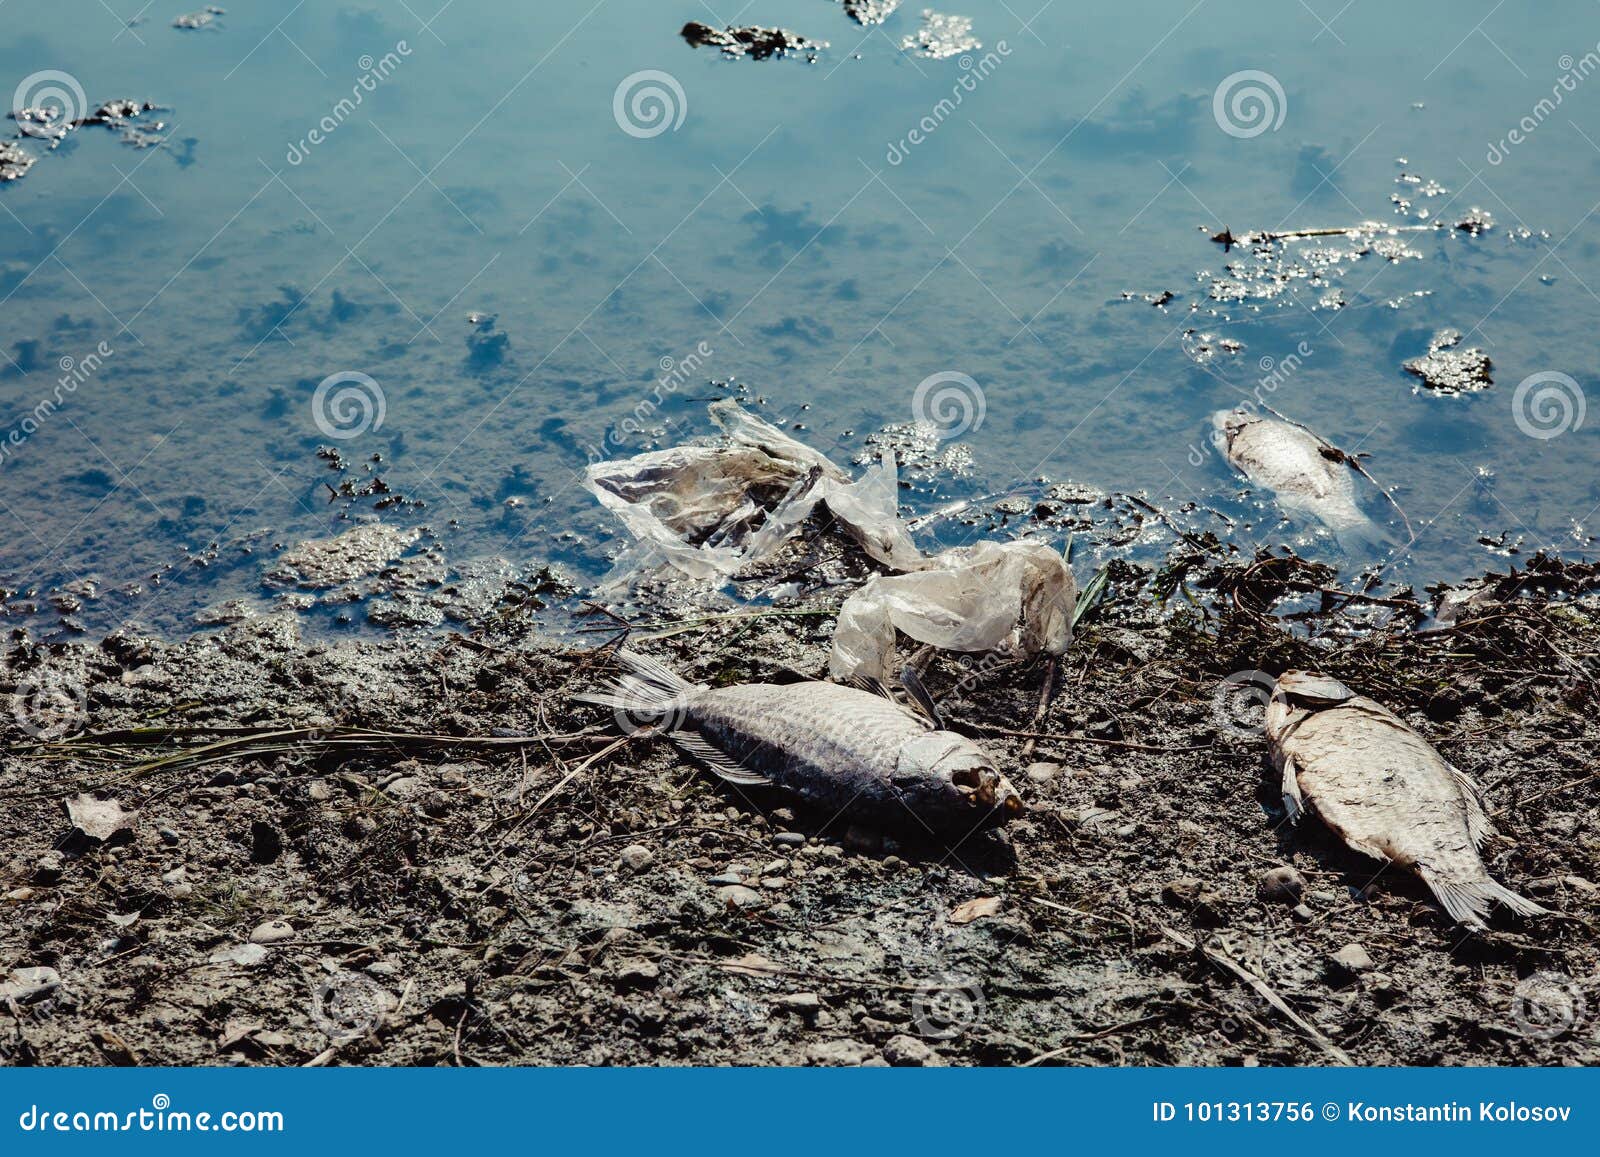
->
[578, 650, 1021, 834]
[1212, 408, 1385, 549]
[1266, 671, 1547, 931]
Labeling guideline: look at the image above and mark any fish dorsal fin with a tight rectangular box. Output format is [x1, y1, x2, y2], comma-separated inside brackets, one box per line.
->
[844, 673, 894, 700]
[898, 665, 943, 729]
[670, 732, 773, 787]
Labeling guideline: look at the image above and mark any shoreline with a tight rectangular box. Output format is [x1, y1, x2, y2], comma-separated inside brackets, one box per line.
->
[2, 544, 1597, 1066]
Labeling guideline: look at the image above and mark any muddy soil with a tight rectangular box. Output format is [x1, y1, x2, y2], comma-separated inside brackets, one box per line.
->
[1, 547, 1597, 1067]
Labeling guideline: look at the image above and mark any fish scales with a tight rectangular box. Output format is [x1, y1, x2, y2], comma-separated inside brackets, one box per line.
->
[694, 682, 926, 791]
[1266, 671, 1545, 930]
[578, 650, 1020, 833]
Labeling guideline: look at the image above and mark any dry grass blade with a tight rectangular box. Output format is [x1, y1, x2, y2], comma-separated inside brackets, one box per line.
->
[0, 724, 615, 800]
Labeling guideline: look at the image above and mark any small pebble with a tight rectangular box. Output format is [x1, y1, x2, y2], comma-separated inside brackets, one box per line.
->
[1025, 761, 1061, 783]
[1257, 865, 1306, 904]
[157, 826, 180, 846]
[1329, 942, 1375, 976]
[618, 844, 654, 872]
[773, 992, 821, 1013]
[613, 960, 660, 990]
[249, 919, 294, 945]
[882, 1034, 942, 1067]
[716, 884, 765, 909]
[805, 1039, 875, 1066]
[772, 832, 805, 848]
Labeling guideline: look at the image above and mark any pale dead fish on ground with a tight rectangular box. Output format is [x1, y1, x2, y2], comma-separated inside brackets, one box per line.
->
[1265, 670, 1546, 931]
[577, 650, 1021, 835]
[1211, 408, 1385, 549]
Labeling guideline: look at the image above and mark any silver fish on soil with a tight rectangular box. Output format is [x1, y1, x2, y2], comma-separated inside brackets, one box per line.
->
[578, 650, 1021, 834]
[1212, 408, 1384, 548]
[1266, 670, 1547, 931]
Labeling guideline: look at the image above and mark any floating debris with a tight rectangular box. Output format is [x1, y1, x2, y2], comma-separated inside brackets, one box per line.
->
[900, 9, 980, 59]
[1266, 671, 1547, 931]
[680, 22, 827, 60]
[858, 421, 973, 482]
[1402, 328, 1491, 395]
[6, 98, 168, 160]
[1180, 329, 1243, 365]
[0, 141, 35, 182]
[841, 0, 902, 24]
[1195, 213, 1483, 314]
[586, 400, 919, 583]
[173, 6, 225, 29]
[265, 523, 423, 590]
[1119, 289, 1177, 308]
[577, 649, 1022, 834]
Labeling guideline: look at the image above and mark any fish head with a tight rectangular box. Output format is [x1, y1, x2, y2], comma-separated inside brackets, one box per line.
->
[1266, 670, 1356, 738]
[1210, 406, 1254, 451]
[895, 731, 1023, 830]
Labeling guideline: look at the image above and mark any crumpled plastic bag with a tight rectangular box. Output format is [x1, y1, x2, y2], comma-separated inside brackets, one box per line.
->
[586, 401, 1076, 680]
[585, 400, 921, 583]
[828, 540, 1076, 684]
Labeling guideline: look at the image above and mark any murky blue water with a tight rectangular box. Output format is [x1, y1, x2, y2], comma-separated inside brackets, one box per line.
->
[3, 0, 1598, 637]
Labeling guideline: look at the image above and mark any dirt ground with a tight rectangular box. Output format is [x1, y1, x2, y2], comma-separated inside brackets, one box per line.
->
[2, 545, 1598, 1067]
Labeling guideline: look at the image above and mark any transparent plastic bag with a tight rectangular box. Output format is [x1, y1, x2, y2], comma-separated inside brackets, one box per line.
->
[828, 540, 1076, 684]
[585, 401, 920, 583]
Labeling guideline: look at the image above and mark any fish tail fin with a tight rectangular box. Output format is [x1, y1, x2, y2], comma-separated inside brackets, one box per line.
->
[572, 648, 700, 717]
[1421, 868, 1548, 931]
[1330, 507, 1395, 554]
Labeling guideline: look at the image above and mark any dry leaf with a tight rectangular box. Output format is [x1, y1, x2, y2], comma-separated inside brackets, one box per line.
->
[949, 896, 1003, 925]
[65, 794, 135, 842]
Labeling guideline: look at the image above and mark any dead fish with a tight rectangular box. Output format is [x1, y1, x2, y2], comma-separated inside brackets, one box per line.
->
[1211, 408, 1384, 548]
[1265, 671, 1546, 931]
[577, 650, 1021, 833]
